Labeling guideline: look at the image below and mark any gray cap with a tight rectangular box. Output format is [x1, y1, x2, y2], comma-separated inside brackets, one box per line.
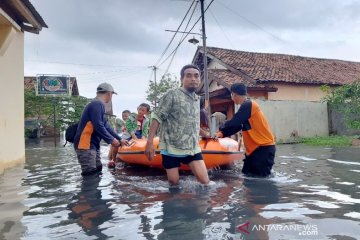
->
[96, 82, 117, 95]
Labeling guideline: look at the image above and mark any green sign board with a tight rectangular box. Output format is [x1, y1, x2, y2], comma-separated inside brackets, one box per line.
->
[36, 75, 71, 96]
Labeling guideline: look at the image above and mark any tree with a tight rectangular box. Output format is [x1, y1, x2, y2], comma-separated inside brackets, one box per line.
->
[321, 80, 360, 130]
[146, 73, 179, 108]
[25, 89, 88, 136]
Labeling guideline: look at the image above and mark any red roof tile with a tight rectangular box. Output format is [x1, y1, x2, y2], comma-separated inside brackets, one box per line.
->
[205, 47, 360, 85]
[208, 69, 276, 90]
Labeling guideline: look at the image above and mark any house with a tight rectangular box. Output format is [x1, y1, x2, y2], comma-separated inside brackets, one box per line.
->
[0, 0, 47, 174]
[193, 46, 360, 114]
[192, 46, 360, 141]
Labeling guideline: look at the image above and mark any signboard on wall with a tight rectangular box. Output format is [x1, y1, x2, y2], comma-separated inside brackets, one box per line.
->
[36, 75, 71, 96]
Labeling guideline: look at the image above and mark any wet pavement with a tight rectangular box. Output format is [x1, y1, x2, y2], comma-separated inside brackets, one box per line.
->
[0, 138, 360, 240]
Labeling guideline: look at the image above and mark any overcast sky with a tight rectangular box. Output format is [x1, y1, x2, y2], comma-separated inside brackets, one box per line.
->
[25, 0, 360, 116]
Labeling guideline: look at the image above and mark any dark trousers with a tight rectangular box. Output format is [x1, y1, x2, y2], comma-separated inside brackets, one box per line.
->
[242, 145, 275, 177]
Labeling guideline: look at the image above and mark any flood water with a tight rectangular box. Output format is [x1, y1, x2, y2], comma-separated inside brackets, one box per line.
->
[1, 139, 360, 240]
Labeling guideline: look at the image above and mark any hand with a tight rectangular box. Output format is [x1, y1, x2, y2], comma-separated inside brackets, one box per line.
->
[145, 140, 155, 161]
[131, 134, 138, 140]
[120, 139, 129, 146]
[111, 139, 120, 147]
[214, 131, 223, 138]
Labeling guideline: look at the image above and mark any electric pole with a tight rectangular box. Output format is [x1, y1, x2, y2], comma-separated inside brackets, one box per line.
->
[150, 66, 158, 109]
[200, 0, 212, 135]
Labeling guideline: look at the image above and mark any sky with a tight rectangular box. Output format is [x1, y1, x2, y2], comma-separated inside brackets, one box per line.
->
[24, 0, 360, 117]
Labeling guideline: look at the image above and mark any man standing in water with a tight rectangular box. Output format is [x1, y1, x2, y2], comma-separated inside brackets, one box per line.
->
[74, 82, 127, 176]
[145, 64, 210, 186]
[215, 83, 276, 177]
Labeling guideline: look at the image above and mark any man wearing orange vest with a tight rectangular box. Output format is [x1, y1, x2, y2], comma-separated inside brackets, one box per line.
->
[215, 83, 276, 177]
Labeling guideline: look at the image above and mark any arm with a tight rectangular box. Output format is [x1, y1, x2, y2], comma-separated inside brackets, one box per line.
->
[145, 119, 160, 161]
[145, 90, 173, 160]
[219, 100, 252, 138]
[142, 117, 150, 138]
[105, 121, 121, 140]
[125, 115, 138, 139]
[90, 103, 117, 144]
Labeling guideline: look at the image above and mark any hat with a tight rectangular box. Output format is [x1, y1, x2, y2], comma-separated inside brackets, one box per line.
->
[230, 83, 247, 96]
[97, 82, 117, 95]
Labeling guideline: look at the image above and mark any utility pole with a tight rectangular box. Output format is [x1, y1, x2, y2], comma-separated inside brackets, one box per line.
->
[150, 66, 158, 109]
[200, 0, 212, 135]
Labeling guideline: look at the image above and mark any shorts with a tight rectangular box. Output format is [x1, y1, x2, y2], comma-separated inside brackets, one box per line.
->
[75, 148, 102, 176]
[242, 145, 275, 177]
[162, 152, 203, 169]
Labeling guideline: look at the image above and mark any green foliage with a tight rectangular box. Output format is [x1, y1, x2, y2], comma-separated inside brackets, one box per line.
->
[300, 135, 353, 146]
[322, 80, 360, 129]
[146, 73, 179, 108]
[56, 95, 89, 130]
[25, 89, 89, 131]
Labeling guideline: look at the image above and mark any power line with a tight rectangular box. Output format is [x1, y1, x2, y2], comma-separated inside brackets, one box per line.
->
[154, 0, 196, 66]
[164, 0, 199, 74]
[216, 1, 285, 43]
[157, 0, 215, 68]
[208, 8, 235, 49]
[25, 59, 146, 68]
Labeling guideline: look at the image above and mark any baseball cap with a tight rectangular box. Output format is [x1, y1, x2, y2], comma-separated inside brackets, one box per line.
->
[96, 82, 117, 95]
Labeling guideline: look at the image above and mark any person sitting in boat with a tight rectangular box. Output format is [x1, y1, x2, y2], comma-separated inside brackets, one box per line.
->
[145, 64, 210, 186]
[115, 110, 131, 135]
[108, 109, 131, 166]
[211, 111, 226, 131]
[126, 103, 150, 140]
[200, 96, 211, 138]
[215, 83, 276, 177]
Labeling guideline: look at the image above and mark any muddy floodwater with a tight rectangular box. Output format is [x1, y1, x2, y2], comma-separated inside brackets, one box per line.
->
[1, 138, 360, 240]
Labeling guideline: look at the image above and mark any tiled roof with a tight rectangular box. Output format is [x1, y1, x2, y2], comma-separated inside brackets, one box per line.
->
[205, 47, 360, 85]
[208, 69, 276, 90]
[24, 76, 79, 96]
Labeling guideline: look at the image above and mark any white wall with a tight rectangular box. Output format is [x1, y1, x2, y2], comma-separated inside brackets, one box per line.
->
[255, 100, 329, 143]
[0, 21, 25, 174]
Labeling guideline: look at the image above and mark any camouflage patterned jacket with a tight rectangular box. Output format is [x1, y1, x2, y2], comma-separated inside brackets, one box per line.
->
[126, 112, 150, 138]
[152, 87, 201, 155]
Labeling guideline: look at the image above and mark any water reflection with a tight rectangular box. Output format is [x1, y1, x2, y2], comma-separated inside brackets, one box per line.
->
[0, 167, 28, 240]
[1, 139, 360, 239]
[155, 194, 211, 240]
[67, 175, 113, 239]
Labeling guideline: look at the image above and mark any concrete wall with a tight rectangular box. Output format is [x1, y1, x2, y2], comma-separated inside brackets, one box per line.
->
[0, 16, 25, 174]
[328, 109, 360, 136]
[255, 100, 329, 143]
[268, 83, 327, 101]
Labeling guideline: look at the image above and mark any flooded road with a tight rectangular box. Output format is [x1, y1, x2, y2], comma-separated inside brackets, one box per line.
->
[1, 139, 360, 240]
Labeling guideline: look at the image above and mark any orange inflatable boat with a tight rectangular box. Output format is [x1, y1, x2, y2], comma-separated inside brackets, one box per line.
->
[116, 137, 243, 170]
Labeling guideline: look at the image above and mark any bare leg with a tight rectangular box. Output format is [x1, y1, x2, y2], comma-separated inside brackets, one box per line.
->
[111, 145, 118, 161]
[189, 160, 209, 184]
[165, 168, 180, 186]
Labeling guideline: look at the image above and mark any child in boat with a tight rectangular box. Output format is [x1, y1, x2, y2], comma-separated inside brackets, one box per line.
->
[108, 110, 131, 167]
[115, 110, 131, 135]
[126, 103, 150, 140]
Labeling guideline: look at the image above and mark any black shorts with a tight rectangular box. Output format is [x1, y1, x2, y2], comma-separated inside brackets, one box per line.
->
[162, 153, 203, 169]
[242, 145, 276, 177]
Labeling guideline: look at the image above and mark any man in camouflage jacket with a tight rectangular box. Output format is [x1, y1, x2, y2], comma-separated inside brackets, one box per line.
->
[145, 64, 210, 186]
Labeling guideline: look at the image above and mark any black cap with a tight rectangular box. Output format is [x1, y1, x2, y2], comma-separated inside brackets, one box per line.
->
[230, 83, 247, 95]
